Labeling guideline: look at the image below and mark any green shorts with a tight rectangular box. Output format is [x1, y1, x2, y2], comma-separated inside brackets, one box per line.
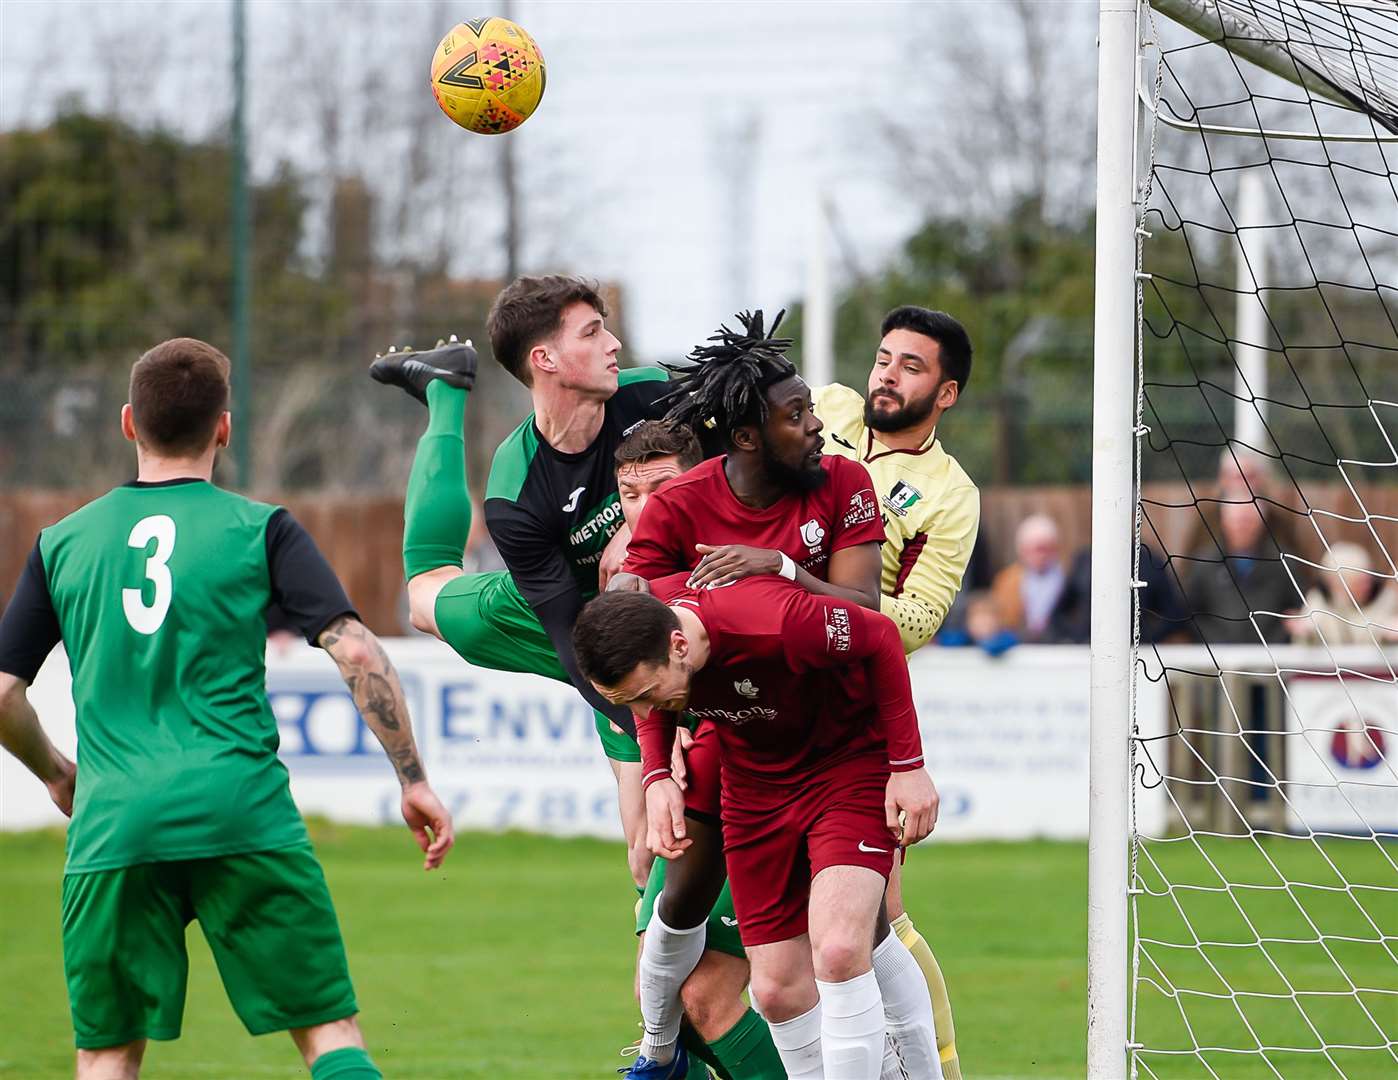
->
[636, 855, 745, 959]
[434, 569, 640, 762]
[61, 843, 356, 1049]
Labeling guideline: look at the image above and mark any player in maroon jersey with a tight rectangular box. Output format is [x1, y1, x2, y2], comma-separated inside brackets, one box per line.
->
[603, 312, 942, 1078]
[574, 578, 938, 1080]
[607, 313, 888, 1075]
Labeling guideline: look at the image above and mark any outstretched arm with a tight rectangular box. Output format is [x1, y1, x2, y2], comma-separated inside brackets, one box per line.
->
[0, 674, 75, 816]
[318, 615, 454, 869]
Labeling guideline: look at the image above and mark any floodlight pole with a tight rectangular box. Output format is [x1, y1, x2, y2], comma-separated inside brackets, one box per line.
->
[231, 0, 253, 490]
[1088, 2, 1138, 1077]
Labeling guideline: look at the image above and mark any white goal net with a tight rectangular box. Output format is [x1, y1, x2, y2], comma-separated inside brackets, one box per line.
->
[1128, 2, 1398, 1077]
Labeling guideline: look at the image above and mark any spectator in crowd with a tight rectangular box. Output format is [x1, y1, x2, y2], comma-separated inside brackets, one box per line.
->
[1183, 498, 1305, 644]
[1285, 541, 1398, 645]
[1183, 447, 1303, 560]
[1046, 543, 1188, 644]
[990, 513, 1066, 641]
[937, 591, 1020, 655]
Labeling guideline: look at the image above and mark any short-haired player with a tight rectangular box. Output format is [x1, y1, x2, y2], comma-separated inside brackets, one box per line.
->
[368, 275, 672, 890]
[575, 582, 938, 1080]
[611, 312, 941, 1078]
[812, 305, 979, 1079]
[0, 338, 453, 1080]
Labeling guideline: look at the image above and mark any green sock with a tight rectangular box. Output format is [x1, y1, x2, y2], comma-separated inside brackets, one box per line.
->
[403, 381, 471, 580]
[680, 1021, 730, 1079]
[707, 1008, 785, 1080]
[309, 1046, 382, 1080]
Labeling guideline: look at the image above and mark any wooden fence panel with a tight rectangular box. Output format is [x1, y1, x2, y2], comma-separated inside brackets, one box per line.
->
[6, 482, 1398, 635]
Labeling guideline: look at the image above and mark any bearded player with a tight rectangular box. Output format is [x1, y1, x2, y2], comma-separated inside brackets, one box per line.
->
[0, 338, 453, 1080]
[612, 420, 793, 1080]
[811, 306, 979, 1080]
[612, 312, 941, 1079]
[612, 314, 885, 1080]
[575, 579, 938, 1080]
[644, 306, 980, 1078]
[368, 275, 670, 889]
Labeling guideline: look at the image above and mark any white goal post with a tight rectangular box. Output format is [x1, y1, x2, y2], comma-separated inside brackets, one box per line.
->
[1090, 2, 1398, 1078]
[1088, 3, 1142, 1077]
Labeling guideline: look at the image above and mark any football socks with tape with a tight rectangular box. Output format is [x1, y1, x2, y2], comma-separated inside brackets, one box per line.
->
[873, 928, 942, 1078]
[817, 971, 886, 1080]
[638, 911, 707, 1063]
[768, 1002, 823, 1080]
[891, 911, 960, 1079]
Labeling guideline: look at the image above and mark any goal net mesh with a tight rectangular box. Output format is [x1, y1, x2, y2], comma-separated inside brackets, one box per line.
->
[1131, 2, 1398, 1077]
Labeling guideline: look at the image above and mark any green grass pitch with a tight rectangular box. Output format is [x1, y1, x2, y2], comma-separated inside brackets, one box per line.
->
[0, 827, 1392, 1078]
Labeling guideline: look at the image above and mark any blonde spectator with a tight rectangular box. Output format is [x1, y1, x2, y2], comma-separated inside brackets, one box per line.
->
[1286, 541, 1398, 645]
[990, 513, 1066, 641]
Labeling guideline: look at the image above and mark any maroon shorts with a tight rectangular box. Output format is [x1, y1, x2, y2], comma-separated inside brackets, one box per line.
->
[721, 750, 894, 947]
[681, 721, 722, 820]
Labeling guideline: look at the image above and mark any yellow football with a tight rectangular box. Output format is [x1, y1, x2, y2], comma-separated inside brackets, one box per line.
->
[430, 17, 546, 135]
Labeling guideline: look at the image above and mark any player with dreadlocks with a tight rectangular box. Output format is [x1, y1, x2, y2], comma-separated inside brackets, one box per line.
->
[609, 311, 944, 1078]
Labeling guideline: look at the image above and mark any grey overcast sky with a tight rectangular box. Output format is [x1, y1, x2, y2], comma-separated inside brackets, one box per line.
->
[0, 0, 1098, 360]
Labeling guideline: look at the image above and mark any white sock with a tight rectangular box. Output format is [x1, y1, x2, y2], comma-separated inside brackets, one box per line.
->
[880, 1033, 908, 1080]
[769, 1001, 824, 1079]
[872, 931, 943, 1079]
[817, 970, 885, 1080]
[637, 908, 707, 1062]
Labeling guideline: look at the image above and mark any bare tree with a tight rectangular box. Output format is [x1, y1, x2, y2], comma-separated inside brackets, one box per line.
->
[884, 0, 1098, 226]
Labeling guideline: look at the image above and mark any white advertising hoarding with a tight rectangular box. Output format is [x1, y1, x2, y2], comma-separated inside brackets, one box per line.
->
[3, 642, 1163, 841]
[1283, 673, 1398, 835]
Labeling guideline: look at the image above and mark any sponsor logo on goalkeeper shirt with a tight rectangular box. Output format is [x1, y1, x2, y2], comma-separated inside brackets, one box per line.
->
[800, 518, 826, 550]
[734, 678, 759, 699]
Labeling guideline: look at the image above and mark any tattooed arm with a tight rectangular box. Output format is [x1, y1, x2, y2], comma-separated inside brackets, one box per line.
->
[318, 615, 455, 869]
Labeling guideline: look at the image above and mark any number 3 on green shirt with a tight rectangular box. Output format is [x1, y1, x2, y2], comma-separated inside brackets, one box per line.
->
[122, 514, 176, 635]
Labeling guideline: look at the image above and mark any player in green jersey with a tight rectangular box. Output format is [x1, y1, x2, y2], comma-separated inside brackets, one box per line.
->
[0, 338, 453, 1080]
[369, 275, 671, 889]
